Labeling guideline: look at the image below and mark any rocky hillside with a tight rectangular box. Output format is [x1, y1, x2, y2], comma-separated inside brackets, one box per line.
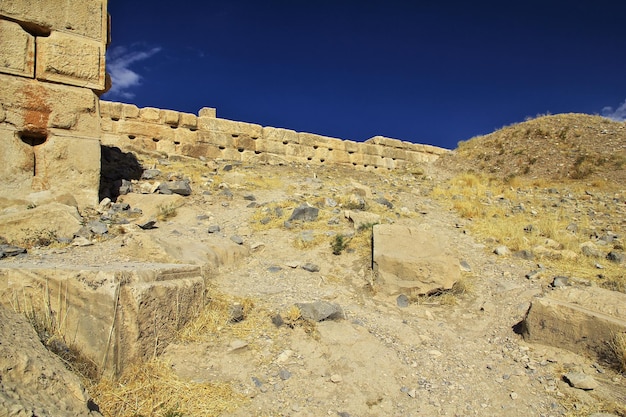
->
[438, 114, 626, 184]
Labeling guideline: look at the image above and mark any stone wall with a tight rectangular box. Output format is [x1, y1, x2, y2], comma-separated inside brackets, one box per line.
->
[0, 0, 109, 209]
[100, 101, 449, 171]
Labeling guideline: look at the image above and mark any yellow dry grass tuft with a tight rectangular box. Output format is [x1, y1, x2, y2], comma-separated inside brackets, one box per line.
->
[90, 359, 246, 417]
[609, 332, 626, 373]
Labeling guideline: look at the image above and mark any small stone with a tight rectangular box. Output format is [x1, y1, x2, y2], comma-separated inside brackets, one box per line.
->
[330, 374, 342, 383]
[271, 314, 284, 327]
[375, 197, 393, 209]
[552, 276, 569, 287]
[606, 251, 624, 264]
[138, 219, 157, 230]
[88, 220, 108, 235]
[267, 265, 282, 273]
[207, 225, 221, 233]
[407, 389, 416, 398]
[229, 303, 244, 322]
[72, 237, 93, 246]
[279, 369, 292, 380]
[231, 235, 244, 245]
[285, 260, 300, 268]
[243, 194, 256, 201]
[296, 301, 343, 321]
[396, 294, 410, 308]
[459, 260, 472, 272]
[141, 169, 161, 180]
[288, 204, 319, 222]
[510, 392, 519, 400]
[228, 339, 248, 351]
[563, 372, 598, 390]
[301, 263, 320, 272]
[494, 246, 510, 256]
[0, 244, 27, 258]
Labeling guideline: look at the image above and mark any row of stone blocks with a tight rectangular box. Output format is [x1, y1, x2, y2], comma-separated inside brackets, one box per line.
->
[0, 262, 205, 377]
[100, 101, 449, 169]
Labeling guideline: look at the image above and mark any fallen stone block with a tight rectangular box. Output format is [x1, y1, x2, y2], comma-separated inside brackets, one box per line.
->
[0, 262, 206, 377]
[372, 224, 460, 295]
[522, 286, 626, 360]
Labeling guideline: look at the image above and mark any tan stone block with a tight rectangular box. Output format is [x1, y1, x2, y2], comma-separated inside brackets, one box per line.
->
[0, 19, 35, 78]
[344, 140, 360, 154]
[160, 109, 180, 126]
[122, 103, 140, 119]
[199, 117, 262, 139]
[326, 137, 345, 151]
[262, 126, 299, 144]
[99, 100, 122, 120]
[359, 142, 379, 156]
[36, 32, 105, 90]
[139, 107, 160, 122]
[179, 112, 197, 130]
[221, 147, 243, 161]
[0, 0, 108, 42]
[0, 74, 99, 136]
[299, 132, 331, 148]
[328, 149, 350, 165]
[197, 130, 234, 148]
[198, 107, 216, 118]
[174, 128, 197, 145]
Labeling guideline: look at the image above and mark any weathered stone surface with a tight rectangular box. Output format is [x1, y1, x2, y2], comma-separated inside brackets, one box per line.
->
[0, 305, 103, 416]
[0, 19, 35, 78]
[522, 286, 626, 359]
[0, 262, 206, 376]
[344, 210, 380, 230]
[0, 203, 82, 245]
[0, 0, 108, 42]
[563, 372, 598, 390]
[296, 301, 343, 322]
[36, 31, 106, 90]
[373, 224, 460, 295]
[289, 204, 319, 222]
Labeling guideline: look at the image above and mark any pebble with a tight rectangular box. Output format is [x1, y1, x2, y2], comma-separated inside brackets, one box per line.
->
[510, 392, 519, 400]
[230, 235, 244, 245]
[330, 374, 342, 383]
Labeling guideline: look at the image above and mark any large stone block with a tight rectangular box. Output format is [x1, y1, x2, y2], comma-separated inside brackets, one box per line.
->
[0, 0, 108, 42]
[373, 224, 460, 295]
[0, 19, 35, 78]
[36, 31, 106, 90]
[263, 126, 299, 144]
[0, 73, 100, 135]
[522, 286, 626, 360]
[0, 263, 206, 377]
[198, 117, 262, 139]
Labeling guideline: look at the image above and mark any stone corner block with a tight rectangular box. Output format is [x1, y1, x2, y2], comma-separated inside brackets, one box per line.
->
[0, 19, 35, 78]
[36, 31, 105, 90]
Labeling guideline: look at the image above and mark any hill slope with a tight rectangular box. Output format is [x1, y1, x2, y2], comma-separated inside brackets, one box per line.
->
[439, 113, 626, 184]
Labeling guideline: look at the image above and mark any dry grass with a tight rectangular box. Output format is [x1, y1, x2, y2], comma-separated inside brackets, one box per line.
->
[609, 332, 626, 373]
[90, 359, 246, 417]
[433, 172, 626, 292]
[156, 202, 180, 221]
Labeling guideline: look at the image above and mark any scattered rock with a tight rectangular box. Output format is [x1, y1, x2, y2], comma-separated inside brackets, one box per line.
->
[551, 276, 569, 287]
[494, 246, 510, 256]
[396, 294, 410, 308]
[228, 339, 249, 352]
[88, 220, 108, 235]
[581, 241, 603, 258]
[229, 303, 245, 323]
[296, 301, 343, 321]
[207, 225, 221, 233]
[231, 235, 244, 245]
[563, 372, 598, 390]
[344, 210, 380, 230]
[375, 197, 393, 209]
[301, 263, 320, 273]
[267, 265, 283, 273]
[243, 194, 256, 201]
[278, 369, 292, 380]
[141, 169, 161, 180]
[606, 251, 624, 264]
[288, 204, 319, 222]
[0, 244, 27, 258]
[138, 219, 157, 230]
[160, 180, 192, 196]
[459, 260, 472, 272]
[330, 374, 342, 383]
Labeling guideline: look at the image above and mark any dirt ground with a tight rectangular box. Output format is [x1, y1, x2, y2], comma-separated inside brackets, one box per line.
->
[2, 160, 625, 417]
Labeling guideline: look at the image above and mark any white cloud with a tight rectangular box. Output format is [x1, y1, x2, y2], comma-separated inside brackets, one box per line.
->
[602, 99, 626, 122]
[103, 45, 162, 99]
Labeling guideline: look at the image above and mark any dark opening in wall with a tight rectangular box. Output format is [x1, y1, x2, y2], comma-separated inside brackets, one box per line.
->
[282, 141, 288, 145]
[111, 117, 120, 121]
[174, 141, 180, 145]
[218, 146, 226, 150]
[19, 130, 48, 176]
[232, 134, 239, 138]
[254, 151, 261, 154]
[189, 127, 197, 131]
[152, 138, 159, 142]
[128, 135, 136, 140]
[169, 125, 178, 129]
[320, 159, 325, 163]
[307, 157, 312, 161]
[313, 145, 318, 149]
[252, 137, 258, 140]
[237, 148, 244, 153]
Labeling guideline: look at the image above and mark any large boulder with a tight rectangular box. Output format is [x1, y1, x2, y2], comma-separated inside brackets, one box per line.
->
[372, 224, 460, 295]
[522, 286, 626, 359]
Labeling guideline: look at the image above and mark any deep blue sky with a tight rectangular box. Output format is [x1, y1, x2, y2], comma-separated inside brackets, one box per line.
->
[103, 1, 626, 150]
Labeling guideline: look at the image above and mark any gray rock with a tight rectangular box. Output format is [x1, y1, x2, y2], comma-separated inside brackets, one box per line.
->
[375, 197, 393, 209]
[243, 194, 256, 201]
[566, 223, 578, 233]
[229, 303, 244, 323]
[220, 189, 233, 198]
[278, 369, 291, 380]
[552, 276, 569, 287]
[301, 263, 320, 272]
[513, 249, 534, 260]
[296, 301, 343, 321]
[141, 169, 161, 180]
[581, 241, 603, 258]
[563, 372, 598, 390]
[289, 204, 319, 222]
[606, 251, 624, 264]
[119, 179, 132, 195]
[207, 225, 221, 233]
[325, 198, 337, 207]
[268, 265, 283, 273]
[231, 235, 244, 245]
[88, 220, 108, 235]
[0, 244, 27, 258]
[138, 219, 157, 230]
[161, 180, 192, 196]
[396, 294, 410, 308]
[459, 260, 472, 272]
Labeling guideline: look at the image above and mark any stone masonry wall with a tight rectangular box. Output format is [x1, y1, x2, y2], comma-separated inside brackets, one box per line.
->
[0, 0, 109, 209]
[100, 101, 449, 170]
